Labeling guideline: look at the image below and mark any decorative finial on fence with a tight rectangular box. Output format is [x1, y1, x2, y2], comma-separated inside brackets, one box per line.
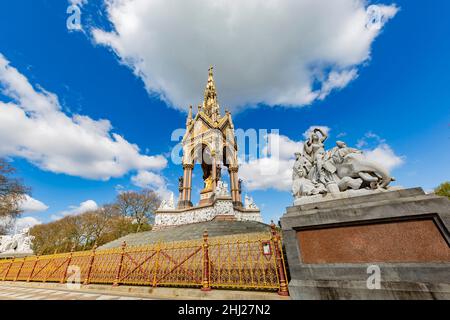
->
[201, 229, 211, 292]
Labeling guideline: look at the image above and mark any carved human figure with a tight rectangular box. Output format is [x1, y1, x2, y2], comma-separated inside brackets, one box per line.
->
[201, 159, 214, 192]
[244, 194, 259, 210]
[178, 176, 184, 192]
[158, 193, 175, 210]
[0, 230, 34, 254]
[203, 175, 214, 192]
[215, 180, 230, 197]
[293, 152, 311, 180]
[215, 163, 222, 188]
[292, 128, 395, 201]
[303, 128, 328, 163]
[292, 152, 326, 197]
[331, 141, 362, 165]
[238, 179, 243, 195]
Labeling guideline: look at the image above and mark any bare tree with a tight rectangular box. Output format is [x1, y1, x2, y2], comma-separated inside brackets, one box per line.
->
[0, 159, 28, 228]
[0, 216, 15, 235]
[115, 189, 161, 232]
[30, 205, 139, 255]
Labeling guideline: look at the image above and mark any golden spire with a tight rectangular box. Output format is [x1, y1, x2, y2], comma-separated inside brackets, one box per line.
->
[203, 66, 219, 120]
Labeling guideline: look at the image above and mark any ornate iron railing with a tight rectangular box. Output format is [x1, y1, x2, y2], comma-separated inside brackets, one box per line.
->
[0, 224, 289, 295]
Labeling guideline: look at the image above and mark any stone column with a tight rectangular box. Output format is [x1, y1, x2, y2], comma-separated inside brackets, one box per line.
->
[229, 166, 241, 207]
[177, 169, 186, 207]
[186, 164, 193, 205]
[178, 163, 194, 208]
[211, 153, 217, 194]
[237, 176, 242, 204]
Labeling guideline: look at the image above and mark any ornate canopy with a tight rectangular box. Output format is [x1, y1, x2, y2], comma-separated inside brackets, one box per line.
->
[178, 67, 242, 208]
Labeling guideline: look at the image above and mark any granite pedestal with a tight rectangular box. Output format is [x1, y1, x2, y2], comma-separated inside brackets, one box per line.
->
[280, 188, 450, 300]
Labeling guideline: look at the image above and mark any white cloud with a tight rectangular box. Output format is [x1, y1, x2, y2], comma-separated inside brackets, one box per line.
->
[357, 131, 385, 148]
[61, 200, 99, 216]
[240, 156, 294, 192]
[240, 133, 300, 191]
[19, 195, 49, 213]
[93, 0, 398, 112]
[132, 170, 164, 188]
[131, 170, 172, 199]
[318, 69, 359, 100]
[263, 133, 303, 160]
[0, 53, 167, 180]
[363, 143, 404, 172]
[355, 132, 404, 172]
[51, 200, 99, 221]
[0, 216, 43, 234]
[69, 0, 87, 7]
[14, 216, 42, 232]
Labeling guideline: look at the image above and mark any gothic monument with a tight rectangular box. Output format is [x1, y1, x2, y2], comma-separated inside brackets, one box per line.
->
[153, 67, 262, 229]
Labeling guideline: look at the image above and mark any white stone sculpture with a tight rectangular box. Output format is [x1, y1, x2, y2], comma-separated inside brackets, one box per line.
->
[0, 228, 34, 255]
[292, 152, 327, 197]
[244, 194, 259, 210]
[215, 180, 230, 197]
[158, 193, 175, 211]
[292, 128, 395, 204]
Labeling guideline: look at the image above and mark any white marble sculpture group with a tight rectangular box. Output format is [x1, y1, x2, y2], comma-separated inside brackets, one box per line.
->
[292, 128, 395, 204]
[158, 192, 176, 210]
[0, 228, 34, 255]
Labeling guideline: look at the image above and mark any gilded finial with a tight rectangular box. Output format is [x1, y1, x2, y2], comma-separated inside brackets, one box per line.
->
[204, 66, 219, 119]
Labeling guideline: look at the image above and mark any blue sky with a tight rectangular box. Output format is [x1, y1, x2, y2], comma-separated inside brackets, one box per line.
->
[0, 0, 449, 229]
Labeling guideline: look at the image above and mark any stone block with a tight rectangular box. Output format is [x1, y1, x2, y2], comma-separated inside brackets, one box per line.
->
[280, 188, 450, 300]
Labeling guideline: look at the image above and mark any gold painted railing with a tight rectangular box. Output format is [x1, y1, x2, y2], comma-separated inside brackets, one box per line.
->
[0, 224, 289, 295]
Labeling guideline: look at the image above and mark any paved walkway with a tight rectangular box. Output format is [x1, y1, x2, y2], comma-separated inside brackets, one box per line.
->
[0, 281, 289, 300]
[0, 283, 150, 300]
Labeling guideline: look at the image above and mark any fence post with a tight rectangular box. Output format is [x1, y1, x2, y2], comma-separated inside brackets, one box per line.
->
[201, 230, 211, 291]
[152, 242, 160, 287]
[83, 244, 97, 285]
[14, 258, 25, 281]
[60, 246, 75, 284]
[27, 255, 39, 282]
[3, 257, 14, 281]
[113, 241, 127, 287]
[271, 222, 289, 296]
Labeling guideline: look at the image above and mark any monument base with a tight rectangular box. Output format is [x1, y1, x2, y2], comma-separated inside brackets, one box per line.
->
[288, 279, 450, 300]
[280, 187, 450, 300]
[155, 195, 262, 230]
[177, 200, 193, 209]
[293, 186, 403, 206]
[198, 190, 214, 206]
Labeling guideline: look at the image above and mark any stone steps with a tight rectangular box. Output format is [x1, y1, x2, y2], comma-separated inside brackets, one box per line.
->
[213, 215, 237, 221]
[100, 220, 271, 249]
